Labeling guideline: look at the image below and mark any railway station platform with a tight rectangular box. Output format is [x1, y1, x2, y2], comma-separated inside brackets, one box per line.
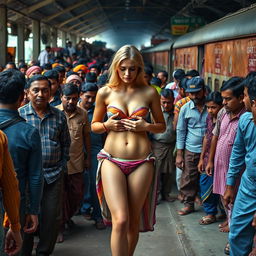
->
[47, 198, 228, 256]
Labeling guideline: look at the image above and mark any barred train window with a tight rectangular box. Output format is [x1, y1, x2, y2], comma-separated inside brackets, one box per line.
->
[214, 79, 220, 91]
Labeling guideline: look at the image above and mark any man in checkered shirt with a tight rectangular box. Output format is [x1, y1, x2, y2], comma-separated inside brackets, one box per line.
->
[19, 75, 70, 256]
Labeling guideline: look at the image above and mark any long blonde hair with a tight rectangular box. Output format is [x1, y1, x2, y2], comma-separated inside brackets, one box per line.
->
[107, 45, 147, 88]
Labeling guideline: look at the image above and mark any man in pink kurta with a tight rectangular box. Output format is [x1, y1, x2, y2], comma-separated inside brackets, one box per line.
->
[213, 107, 245, 196]
[207, 77, 245, 237]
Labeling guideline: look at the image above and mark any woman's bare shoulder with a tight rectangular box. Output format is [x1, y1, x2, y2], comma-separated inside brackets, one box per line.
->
[98, 86, 112, 98]
[142, 84, 159, 97]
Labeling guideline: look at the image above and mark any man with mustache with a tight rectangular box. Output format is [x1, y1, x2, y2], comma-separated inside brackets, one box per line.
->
[56, 83, 91, 241]
[19, 75, 70, 256]
[176, 77, 207, 215]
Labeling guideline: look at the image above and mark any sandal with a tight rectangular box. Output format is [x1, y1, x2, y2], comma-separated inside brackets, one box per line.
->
[95, 219, 106, 230]
[178, 207, 194, 216]
[224, 242, 230, 255]
[199, 216, 216, 225]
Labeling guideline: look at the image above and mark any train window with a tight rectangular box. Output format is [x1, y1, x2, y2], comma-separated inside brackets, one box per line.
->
[214, 79, 220, 91]
[207, 77, 212, 89]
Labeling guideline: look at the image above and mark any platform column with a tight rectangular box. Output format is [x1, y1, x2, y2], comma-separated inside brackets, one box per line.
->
[61, 31, 66, 48]
[32, 20, 40, 61]
[0, 4, 7, 66]
[70, 34, 76, 46]
[51, 27, 57, 48]
[76, 35, 80, 44]
[17, 24, 25, 62]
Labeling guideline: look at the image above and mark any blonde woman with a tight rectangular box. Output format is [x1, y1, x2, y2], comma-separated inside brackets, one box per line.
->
[92, 45, 165, 256]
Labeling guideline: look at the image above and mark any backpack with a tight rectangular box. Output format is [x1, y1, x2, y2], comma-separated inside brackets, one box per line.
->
[0, 116, 25, 130]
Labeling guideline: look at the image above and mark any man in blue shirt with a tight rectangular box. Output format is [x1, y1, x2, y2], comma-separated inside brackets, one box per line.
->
[19, 75, 70, 256]
[224, 76, 256, 256]
[176, 77, 207, 215]
[0, 69, 43, 255]
[79, 82, 106, 229]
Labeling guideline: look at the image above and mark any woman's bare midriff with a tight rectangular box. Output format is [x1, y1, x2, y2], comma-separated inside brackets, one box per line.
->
[104, 131, 151, 159]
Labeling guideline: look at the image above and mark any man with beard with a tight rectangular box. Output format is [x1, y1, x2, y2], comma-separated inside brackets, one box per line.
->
[56, 83, 91, 241]
[176, 77, 208, 215]
[19, 75, 70, 256]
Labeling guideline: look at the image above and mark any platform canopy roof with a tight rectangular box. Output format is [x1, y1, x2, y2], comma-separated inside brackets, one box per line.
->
[4, 0, 256, 48]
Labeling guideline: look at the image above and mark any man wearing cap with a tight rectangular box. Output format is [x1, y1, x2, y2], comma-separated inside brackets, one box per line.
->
[176, 77, 207, 215]
[66, 74, 82, 88]
[73, 64, 87, 82]
[88, 64, 100, 77]
[79, 82, 106, 229]
[85, 72, 97, 83]
[53, 66, 66, 86]
[26, 66, 42, 79]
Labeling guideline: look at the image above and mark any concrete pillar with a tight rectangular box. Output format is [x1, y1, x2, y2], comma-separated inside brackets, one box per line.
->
[61, 31, 66, 48]
[51, 27, 57, 48]
[0, 4, 7, 66]
[17, 23, 25, 62]
[32, 20, 40, 61]
[70, 34, 76, 46]
[76, 35, 80, 44]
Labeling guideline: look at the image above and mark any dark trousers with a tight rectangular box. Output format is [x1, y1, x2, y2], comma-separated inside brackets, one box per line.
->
[152, 141, 175, 199]
[22, 174, 63, 256]
[62, 172, 84, 228]
[180, 150, 200, 207]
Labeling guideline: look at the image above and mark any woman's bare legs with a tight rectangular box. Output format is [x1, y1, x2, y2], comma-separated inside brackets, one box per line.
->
[101, 160, 129, 256]
[127, 162, 154, 256]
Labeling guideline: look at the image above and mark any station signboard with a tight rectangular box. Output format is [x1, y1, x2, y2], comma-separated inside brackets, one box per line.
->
[170, 16, 205, 35]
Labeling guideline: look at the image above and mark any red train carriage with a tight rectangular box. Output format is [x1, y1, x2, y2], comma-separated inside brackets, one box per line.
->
[142, 5, 256, 90]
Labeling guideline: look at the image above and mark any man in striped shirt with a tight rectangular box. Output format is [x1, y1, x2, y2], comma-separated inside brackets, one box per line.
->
[19, 75, 70, 256]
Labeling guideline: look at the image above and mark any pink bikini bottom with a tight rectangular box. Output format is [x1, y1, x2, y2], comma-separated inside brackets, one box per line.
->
[97, 150, 155, 175]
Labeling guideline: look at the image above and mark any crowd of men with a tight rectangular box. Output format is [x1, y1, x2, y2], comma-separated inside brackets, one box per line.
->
[0, 44, 256, 256]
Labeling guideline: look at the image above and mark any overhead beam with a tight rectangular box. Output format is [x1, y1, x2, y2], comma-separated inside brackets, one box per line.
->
[43, 0, 90, 22]
[85, 27, 107, 37]
[21, 0, 55, 14]
[67, 18, 106, 31]
[200, 4, 226, 16]
[77, 25, 108, 36]
[73, 23, 106, 34]
[101, 6, 173, 9]
[9, 0, 55, 22]
[68, 21, 87, 31]
[77, 24, 105, 33]
[58, 7, 98, 28]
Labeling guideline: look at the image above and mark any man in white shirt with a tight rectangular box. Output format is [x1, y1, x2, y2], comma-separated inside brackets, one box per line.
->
[38, 46, 51, 67]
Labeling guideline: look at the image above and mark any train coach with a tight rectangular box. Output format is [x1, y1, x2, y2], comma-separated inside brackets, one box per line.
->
[141, 5, 256, 91]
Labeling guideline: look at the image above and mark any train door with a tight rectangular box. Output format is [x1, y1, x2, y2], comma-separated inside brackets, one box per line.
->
[198, 45, 204, 76]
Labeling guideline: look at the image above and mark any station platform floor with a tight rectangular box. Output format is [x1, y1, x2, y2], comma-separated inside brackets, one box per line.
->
[47, 197, 228, 256]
